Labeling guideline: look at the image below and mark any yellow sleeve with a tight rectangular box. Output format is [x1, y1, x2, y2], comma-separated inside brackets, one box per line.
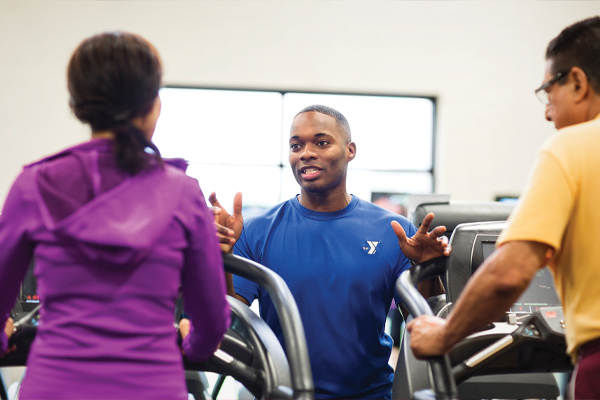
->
[498, 149, 576, 252]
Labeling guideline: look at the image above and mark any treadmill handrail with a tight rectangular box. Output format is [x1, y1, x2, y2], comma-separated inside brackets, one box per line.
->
[224, 253, 314, 399]
[396, 257, 458, 400]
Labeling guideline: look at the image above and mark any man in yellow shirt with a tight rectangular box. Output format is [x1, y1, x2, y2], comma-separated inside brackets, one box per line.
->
[407, 16, 600, 400]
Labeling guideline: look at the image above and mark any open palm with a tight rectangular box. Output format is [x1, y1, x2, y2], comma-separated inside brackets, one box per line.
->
[391, 213, 451, 263]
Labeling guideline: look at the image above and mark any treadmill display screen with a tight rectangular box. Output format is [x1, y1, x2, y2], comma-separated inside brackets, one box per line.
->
[482, 242, 496, 261]
[510, 268, 561, 314]
[19, 260, 39, 311]
[476, 238, 561, 314]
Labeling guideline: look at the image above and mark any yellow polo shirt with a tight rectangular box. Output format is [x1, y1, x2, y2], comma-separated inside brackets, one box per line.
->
[498, 113, 600, 361]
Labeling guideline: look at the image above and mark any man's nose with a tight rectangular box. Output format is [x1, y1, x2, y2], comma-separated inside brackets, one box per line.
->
[545, 105, 553, 122]
[300, 144, 318, 160]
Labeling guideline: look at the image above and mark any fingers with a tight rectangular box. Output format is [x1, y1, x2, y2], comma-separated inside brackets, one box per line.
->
[215, 220, 236, 247]
[436, 235, 449, 245]
[217, 234, 236, 245]
[420, 214, 448, 238]
[233, 192, 243, 218]
[208, 192, 225, 213]
[208, 192, 217, 205]
[217, 235, 236, 246]
[179, 318, 191, 340]
[420, 214, 449, 244]
[418, 213, 435, 234]
[391, 221, 408, 246]
[178, 318, 191, 355]
[443, 244, 452, 256]
[4, 317, 14, 339]
[433, 234, 451, 256]
[429, 225, 447, 239]
[406, 315, 449, 359]
[215, 222, 234, 237]
[209, 192, 243, 221]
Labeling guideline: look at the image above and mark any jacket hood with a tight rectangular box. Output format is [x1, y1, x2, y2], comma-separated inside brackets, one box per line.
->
[29, 140, 189, 266]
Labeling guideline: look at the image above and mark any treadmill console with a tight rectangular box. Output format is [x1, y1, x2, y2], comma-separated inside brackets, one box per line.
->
[11, 260, 39, 319]
[470, 234, 561, 314]
[20, 260, 39, 311]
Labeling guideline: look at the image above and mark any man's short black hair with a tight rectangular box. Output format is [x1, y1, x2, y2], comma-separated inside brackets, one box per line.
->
[546, 16, 600, 94]
[295, 104, 352, 141]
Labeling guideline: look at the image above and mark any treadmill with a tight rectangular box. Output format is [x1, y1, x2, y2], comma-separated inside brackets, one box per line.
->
[1, 254, 314, 400]
[393, 221, 572, 399]
[410, 200, 515, 240]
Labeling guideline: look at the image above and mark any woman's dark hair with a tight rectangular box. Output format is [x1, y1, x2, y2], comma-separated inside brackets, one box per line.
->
[68, 31, 163, 174]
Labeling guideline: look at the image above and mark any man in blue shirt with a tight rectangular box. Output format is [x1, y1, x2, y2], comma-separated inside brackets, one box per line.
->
[212, 105, 449, 399]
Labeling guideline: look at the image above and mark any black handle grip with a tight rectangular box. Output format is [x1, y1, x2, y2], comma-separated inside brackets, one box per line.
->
[396, 257, 458, 400]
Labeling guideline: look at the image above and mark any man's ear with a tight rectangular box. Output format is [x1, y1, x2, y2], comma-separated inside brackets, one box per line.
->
[347, 141, 356, 162]
[570, 67, 590, 104]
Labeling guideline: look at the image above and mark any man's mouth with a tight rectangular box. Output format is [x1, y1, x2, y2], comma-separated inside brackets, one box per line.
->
[301, 167, 322, 179]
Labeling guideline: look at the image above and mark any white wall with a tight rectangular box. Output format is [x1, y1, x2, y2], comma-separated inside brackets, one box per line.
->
[0, 0, 598, 205]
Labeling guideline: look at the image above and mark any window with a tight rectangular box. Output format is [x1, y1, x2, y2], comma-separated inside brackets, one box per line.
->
[153, 88, 435, 214]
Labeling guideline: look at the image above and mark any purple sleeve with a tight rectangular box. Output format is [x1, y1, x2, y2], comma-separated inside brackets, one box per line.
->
[0, 171, 39, 354]
[0, 329, 7, 355]
[178, 178, 230, 362]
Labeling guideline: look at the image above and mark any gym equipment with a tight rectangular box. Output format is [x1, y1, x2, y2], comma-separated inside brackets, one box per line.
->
[411, 200, 514, 239]
[0, 254, 314, 400]
[393, 221, 572, 399]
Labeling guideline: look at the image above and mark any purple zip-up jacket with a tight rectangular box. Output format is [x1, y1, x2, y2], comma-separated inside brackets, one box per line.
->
[0, 139, 230, 399]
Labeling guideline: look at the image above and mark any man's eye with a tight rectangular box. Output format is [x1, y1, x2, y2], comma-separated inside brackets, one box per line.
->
[317, 141, 329, 146]
[290, 143, 301, 150]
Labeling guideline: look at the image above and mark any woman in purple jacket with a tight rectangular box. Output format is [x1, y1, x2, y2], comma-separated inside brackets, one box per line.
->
[0, 32, 230, 399]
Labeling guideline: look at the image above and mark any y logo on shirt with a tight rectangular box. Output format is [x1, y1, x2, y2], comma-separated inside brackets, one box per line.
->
[363, 241, 380, 254]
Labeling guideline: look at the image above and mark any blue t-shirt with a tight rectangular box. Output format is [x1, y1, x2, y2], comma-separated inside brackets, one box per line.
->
[233, 195, 417, 399]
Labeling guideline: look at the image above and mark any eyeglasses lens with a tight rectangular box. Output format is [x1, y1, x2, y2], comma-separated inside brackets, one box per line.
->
[536, 89, 549, 105]
[535, 72, 566, 105]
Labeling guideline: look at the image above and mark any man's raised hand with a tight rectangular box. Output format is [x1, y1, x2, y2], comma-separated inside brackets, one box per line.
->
[391, 213, 451, 264]
[209, 192, 244, 253]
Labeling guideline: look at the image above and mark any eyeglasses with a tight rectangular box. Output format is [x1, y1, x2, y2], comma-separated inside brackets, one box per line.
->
[534, 72, 568, 105]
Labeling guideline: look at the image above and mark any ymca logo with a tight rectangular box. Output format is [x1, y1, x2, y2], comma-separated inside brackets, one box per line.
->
[363, 241, 380, 254]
